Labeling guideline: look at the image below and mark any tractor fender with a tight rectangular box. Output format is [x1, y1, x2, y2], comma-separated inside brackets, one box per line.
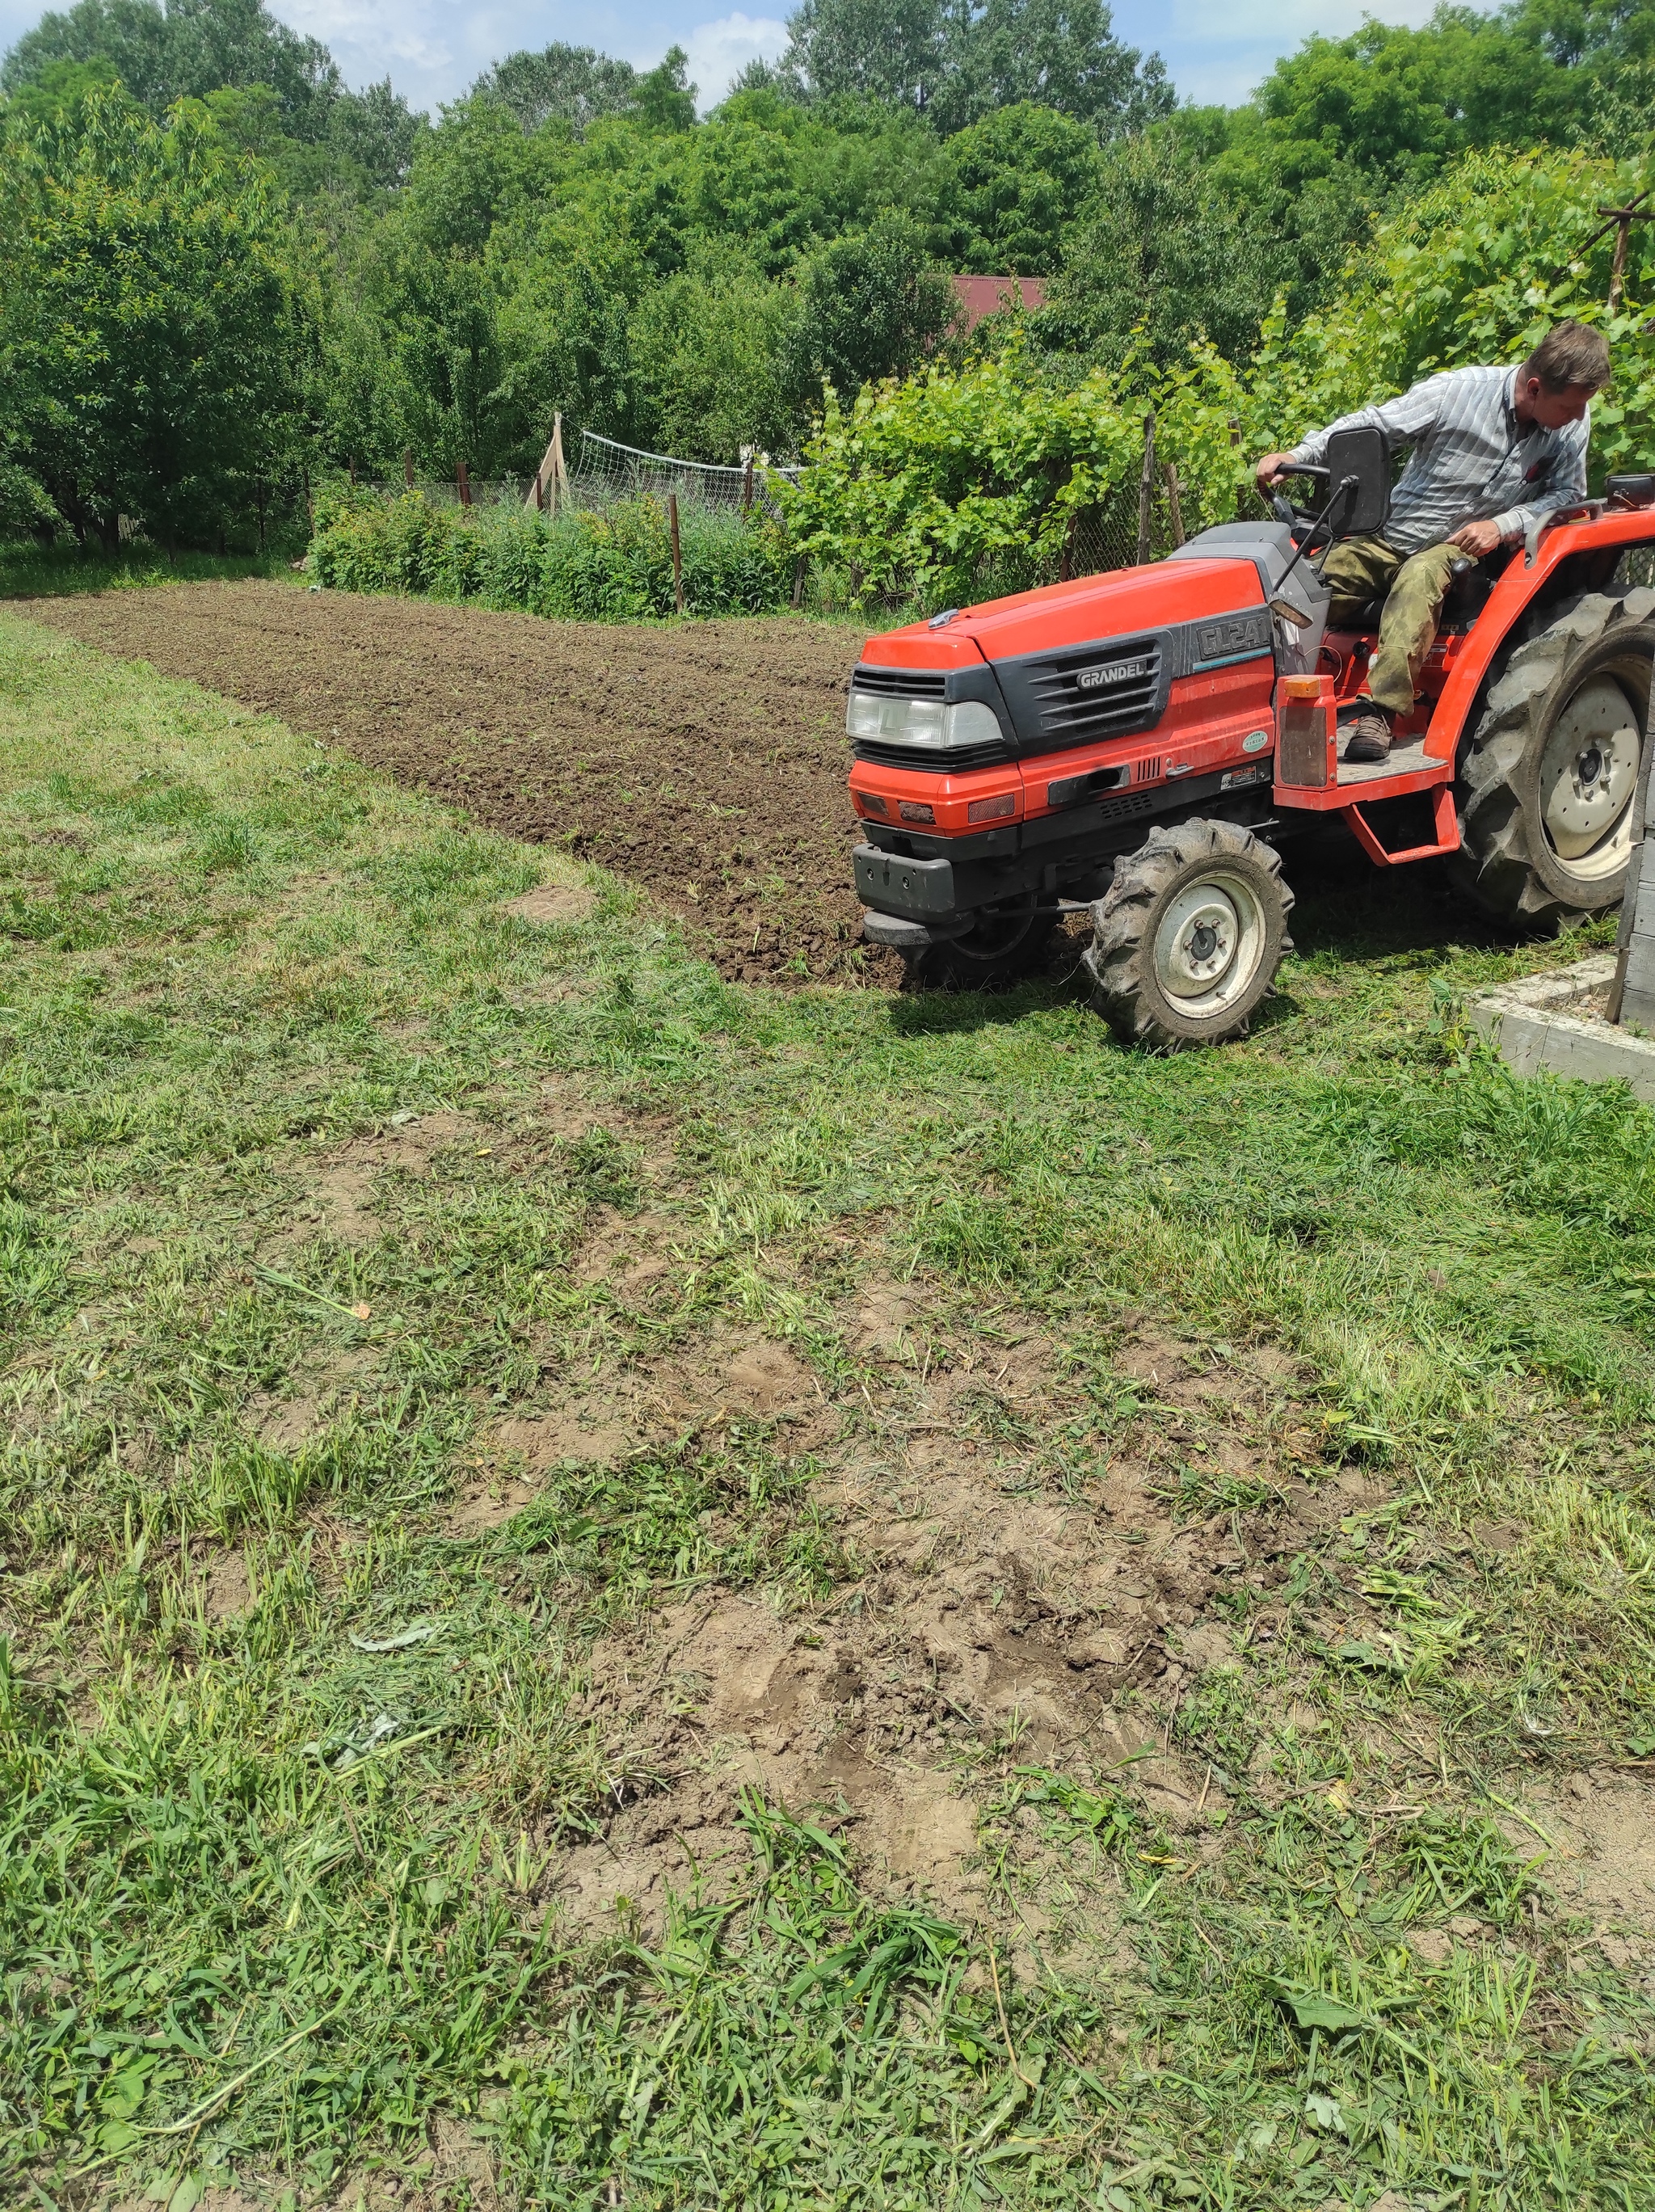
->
[1425, 510, 1655, 765]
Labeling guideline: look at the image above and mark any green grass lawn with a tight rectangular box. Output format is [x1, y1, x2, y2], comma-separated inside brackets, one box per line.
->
[3, 605, 1653, 2211]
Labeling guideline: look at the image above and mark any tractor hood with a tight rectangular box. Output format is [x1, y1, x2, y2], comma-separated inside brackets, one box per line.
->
[852, 546, 1286, 767]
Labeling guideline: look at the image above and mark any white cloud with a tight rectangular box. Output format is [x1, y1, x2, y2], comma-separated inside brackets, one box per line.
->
[682, 11, 790, 108]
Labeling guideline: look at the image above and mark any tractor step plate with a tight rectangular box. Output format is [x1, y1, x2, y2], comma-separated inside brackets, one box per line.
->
[1337, 735, 1435, 786]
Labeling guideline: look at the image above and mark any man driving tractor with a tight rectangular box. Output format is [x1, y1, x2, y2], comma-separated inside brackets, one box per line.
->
[1256, 320, 1611, 762]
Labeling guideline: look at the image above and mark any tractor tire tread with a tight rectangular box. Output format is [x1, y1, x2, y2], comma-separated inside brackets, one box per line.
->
[1453, 587, 1655, 928]
[1085, 819, 1293, 1051]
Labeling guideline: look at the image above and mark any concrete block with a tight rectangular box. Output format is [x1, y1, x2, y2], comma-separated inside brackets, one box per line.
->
[1624, 928, 1655, 1003]
[1470, 955, 1655, 1102]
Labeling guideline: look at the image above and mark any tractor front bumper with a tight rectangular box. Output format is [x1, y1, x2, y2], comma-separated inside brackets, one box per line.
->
[853, 845, 975, 950]
[853, 844, 957, 918]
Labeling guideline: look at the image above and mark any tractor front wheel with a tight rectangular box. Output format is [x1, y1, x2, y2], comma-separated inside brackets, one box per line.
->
[1454, 588, 1655, 929]
[1083, 819, 1294, 1049]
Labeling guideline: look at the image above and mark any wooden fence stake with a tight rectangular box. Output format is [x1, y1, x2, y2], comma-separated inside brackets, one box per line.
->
[1136, 414, 1156, 566]
[457, 460, 472, 507]
[1059, 512, 1078, 583]
[1164, 461, 1185, 548]
[741, 449, 755, 514]
[1229, 417, 1244, 517]
[551, 414, 569, 516]
[404, 449, 415, 489]
[790, 555, 805, 609]
[668, 492, 684, 614]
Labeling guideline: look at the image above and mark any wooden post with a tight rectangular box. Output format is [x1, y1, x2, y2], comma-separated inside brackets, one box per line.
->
[1164, 461, 1185, 549]
[741, 449, 754, 515]
[302, 466, 312, 533]
[347, 457, 357, 485]
[790, 555, 805, 609]
[668, 491, 684, 614]
[1593, 196, 1655, 314]
[1059, 512, 1078, 583]
[551, 413, 569, 516]
[457, 460, 472, 507]
[404, 449, 415, 490]
[1229, 417, 1244, 519]
[1136, 413, 1156, 566]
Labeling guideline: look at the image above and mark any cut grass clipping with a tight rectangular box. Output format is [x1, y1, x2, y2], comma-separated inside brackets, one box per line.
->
[2, 603, 1653, 2209]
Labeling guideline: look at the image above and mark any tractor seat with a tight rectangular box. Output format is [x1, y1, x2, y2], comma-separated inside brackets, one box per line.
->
[1324, 561, 1498, 637]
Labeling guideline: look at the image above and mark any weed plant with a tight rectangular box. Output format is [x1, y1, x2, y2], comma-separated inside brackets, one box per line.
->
[307, 489, 792, 621]
[2, 611, 1653, 2205]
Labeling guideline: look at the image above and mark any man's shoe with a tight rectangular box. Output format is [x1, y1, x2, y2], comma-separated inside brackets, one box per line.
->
[1341, 708, 1394, 765]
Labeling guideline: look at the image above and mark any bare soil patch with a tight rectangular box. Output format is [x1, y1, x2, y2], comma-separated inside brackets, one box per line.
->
[533, 1317, 1354, 1947]
[23, 583, 886, 986]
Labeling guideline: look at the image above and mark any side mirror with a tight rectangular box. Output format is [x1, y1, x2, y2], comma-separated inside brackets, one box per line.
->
[1322, 426, 1390, 537]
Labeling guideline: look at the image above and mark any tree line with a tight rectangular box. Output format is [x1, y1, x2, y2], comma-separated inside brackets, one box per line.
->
[2, 0, 1653, 551]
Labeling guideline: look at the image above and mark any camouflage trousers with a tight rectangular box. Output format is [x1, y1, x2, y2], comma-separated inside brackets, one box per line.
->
[1316, 535, 1462, 715]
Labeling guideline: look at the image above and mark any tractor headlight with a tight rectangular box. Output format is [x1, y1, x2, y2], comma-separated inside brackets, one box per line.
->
[845, 692, 1000, 749]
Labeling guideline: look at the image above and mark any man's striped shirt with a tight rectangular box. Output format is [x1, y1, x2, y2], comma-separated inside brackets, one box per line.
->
[1287, 364, 1590, 556]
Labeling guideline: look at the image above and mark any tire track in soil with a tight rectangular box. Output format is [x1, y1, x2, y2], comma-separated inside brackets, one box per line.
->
[23, 580, 895, 988]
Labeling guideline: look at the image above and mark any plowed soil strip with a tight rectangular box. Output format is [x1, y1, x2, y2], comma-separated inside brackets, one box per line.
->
[23, 582, 883, 985]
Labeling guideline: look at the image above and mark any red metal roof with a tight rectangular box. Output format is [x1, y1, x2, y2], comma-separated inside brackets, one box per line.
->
[951, 276, 1047, 331]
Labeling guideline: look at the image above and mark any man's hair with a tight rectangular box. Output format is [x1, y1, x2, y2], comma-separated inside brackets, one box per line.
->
[1522, 320, 1611, 394]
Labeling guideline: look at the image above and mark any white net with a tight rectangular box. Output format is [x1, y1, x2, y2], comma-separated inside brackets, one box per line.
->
[571, 431, 798, 519]
[367, 432, 798, 521]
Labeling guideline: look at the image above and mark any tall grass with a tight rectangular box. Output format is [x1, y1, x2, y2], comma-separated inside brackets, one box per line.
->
[308, 487, 793, 621]
[0, 538, 301, 599]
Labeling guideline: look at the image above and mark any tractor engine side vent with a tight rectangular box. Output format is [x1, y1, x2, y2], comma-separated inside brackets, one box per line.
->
[1097, 790, 1155, 824]
[1135, 757, 1163, 783]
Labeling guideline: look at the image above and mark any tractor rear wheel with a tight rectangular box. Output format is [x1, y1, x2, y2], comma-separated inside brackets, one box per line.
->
[1083, 819, 1294, 1049]
[1454, 588, 1655, 929]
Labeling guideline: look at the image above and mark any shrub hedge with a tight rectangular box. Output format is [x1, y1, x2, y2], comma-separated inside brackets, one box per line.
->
[308, 489, 792, 620]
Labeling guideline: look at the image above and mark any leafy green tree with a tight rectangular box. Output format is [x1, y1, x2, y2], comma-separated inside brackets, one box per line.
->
[2, 0, 418, 186]
[930, 0, 1174, 135]
[1039, 131, 1279, 364]
[778, 0, 946, 110]
[628, 242, 802, 455]
[1, 51, 120, 131]
[1, 88, 301, 545]
[473, 43, 639, 133]
[788, 209, 958, 407]
[775, 0, 1171, 131]
[947, 99, 1097, 268]
[636, 44, 698, 131]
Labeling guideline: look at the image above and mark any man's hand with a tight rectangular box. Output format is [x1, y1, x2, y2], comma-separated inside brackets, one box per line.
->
[1447, 518, 1506, 558]
[1256, 451, 1297, 495]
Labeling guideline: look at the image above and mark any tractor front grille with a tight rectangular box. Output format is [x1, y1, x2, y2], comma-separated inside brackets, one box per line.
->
[852, 736, 1008, 772]
[849, 667, 946, 700]
[1026, 642, 1163, 742]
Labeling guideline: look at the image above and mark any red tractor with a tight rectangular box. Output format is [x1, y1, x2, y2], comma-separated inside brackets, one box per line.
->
[847, 430, 1655, 1045]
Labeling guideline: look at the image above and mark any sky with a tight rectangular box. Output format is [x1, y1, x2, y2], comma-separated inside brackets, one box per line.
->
[0, 0, 1444, 117]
